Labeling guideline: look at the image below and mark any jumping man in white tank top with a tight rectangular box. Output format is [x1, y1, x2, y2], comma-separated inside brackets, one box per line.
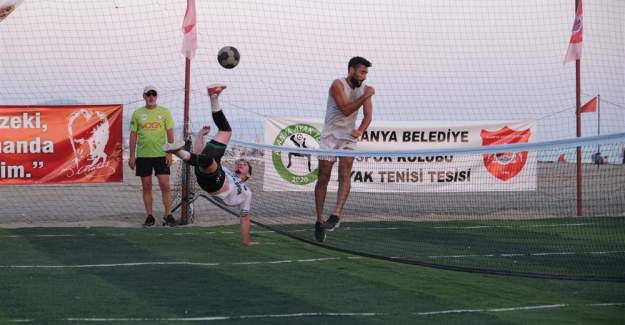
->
[314, 57, 375, 242]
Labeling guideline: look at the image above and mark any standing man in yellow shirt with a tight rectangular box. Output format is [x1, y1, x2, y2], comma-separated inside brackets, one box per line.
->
[129, 86, 176, 226]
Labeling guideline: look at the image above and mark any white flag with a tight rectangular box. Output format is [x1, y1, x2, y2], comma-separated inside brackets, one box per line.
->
[564, 0, 583, 64]
[181, 0, 197, 60]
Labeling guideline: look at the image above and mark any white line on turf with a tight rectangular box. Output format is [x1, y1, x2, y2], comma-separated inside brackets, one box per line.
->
[0, 257, 346, 269]
[434, 222, 596, 229]
[421, 250, 625, 259]
[5, 302, 622, 322]
[415, 304, 568, 315]
[2, 250, 622, 269]
[0, 221, 606, 239]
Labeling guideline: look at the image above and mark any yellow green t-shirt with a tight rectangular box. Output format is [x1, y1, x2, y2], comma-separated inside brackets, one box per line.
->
[129, 106, 175, 158]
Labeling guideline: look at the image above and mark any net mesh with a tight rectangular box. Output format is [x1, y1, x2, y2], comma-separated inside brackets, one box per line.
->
[1, 0, 624, 280]
[1, 0, 623, 143]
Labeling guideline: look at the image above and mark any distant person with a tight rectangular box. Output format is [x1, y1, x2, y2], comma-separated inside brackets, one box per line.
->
[314, 57, 374, 242]
[128, 86, 175, 227]
[622, 147, 625, 164]
[163, 84, 256, 246]
[591, 151, 605, 165]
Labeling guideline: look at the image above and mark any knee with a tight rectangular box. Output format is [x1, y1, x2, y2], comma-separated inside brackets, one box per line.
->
[317, 173, 331, 185]
[141, 182, 152, 192]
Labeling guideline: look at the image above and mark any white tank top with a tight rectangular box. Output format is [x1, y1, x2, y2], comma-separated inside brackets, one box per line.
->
[213, 166, 252, 216]
[321, 78, 365, 140]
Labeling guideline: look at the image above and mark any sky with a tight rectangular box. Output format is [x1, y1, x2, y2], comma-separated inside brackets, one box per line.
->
[0, 0, 623, 149]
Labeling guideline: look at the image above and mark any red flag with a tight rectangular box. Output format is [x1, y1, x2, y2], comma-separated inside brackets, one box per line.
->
[580, 96, 597, 113]
[564, 0, 583, 64]
[181, 0, 197, 60]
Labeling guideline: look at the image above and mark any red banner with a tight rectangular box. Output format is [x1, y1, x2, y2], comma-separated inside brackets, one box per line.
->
[0, 105, 123, 185]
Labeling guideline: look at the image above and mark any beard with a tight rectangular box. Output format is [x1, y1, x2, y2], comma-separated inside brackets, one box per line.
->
[350, 76, 363, 88]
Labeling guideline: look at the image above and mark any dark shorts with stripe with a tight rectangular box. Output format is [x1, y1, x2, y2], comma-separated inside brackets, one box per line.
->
[195, 140, 227, 193]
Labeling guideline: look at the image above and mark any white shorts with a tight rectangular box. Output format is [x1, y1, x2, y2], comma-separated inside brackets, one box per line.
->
[318, 134, 357, 162]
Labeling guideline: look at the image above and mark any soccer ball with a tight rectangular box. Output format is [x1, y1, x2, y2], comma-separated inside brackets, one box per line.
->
[217, 46, 240, 69]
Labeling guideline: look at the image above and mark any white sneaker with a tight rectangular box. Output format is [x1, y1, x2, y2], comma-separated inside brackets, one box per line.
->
[207, 83, 227, 97]
[162, 142, 186, 153]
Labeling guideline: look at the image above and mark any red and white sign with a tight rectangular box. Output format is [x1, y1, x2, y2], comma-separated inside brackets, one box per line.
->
[481, 127, 531, 181]
[0, 105, 123, 185]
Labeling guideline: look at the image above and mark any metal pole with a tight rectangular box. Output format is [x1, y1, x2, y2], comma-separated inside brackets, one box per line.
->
[597, 94, 601, 153]
[575, 0, 582, 217]
[181, 57, 191, 223]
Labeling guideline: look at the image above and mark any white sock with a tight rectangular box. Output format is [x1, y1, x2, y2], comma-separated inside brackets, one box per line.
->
[175, 150, 191, 161]
[210, 96, 221, 112]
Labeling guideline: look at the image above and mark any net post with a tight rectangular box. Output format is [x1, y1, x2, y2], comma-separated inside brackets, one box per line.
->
[180, 57, 191, 224]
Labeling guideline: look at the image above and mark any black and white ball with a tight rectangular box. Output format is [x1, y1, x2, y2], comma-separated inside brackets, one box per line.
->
[217, 46, 240, 69]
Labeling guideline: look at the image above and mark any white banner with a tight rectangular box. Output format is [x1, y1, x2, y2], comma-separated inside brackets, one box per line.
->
[264, 118, 536, 192]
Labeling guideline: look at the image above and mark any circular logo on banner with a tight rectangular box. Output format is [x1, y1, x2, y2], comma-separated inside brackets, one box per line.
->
[272, 123, 321, 185]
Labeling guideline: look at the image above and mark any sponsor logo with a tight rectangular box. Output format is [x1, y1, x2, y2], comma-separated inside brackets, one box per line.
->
[272, 124, 320, 185]
[142, 122, 161, 129]
[481, 126, 531, 181]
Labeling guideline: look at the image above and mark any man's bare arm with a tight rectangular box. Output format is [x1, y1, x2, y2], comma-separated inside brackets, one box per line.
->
[331, 80, 375, 116]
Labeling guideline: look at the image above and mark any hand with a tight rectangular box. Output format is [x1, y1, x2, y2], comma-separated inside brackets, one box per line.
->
[351, 129, 363, 139]
[128, 156, 136, 170]
[364, 85, 375, 98]
[165, 153, 173, 167]
[198, 125, 211, 137]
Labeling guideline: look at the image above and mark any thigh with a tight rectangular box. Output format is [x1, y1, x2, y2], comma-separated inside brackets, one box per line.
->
[317, 159, 335, 181]
[337, 156, 354, 177]
[201, 140, 227, 164]
[156, 174, 170, 189]
[140, 176, 152, 190]
[319, 135, 339, 162]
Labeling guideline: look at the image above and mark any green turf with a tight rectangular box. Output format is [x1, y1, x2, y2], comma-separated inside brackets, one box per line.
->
[275, 217, 625, 280]
[0, 226, 624, 324]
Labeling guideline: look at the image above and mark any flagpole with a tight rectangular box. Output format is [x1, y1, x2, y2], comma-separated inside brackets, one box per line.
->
[575, 0, 583, 217]
[597, 94, 601, 149]
[181, 57, 191, 224]
[180, 0, 196, 224]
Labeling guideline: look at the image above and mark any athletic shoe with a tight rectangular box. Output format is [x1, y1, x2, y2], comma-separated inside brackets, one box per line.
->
[321, 215, 340, 231]
[314, 221, 326, 242]
[163, 214, 177, 227]
[162, 142, 186, 153]
[207, 83, 227, 97]
[143, 214, 155, 227]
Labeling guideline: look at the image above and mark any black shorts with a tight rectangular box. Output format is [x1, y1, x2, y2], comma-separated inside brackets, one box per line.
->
[195, 140, 227, 193]
[136, 157, 170, 177]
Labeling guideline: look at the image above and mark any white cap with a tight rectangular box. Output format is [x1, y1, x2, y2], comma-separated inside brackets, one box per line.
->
[143, 85, 157, 94]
